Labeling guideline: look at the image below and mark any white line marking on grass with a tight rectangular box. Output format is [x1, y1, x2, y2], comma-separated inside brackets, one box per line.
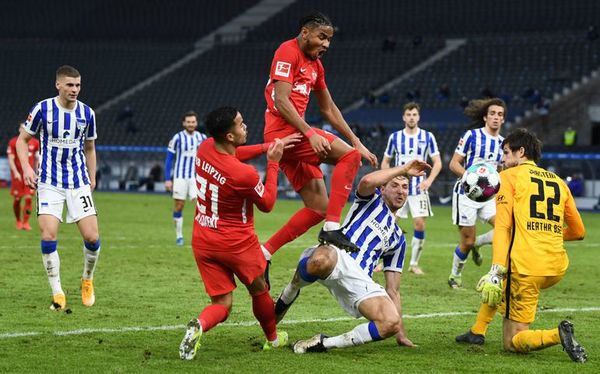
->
[2, 307, 599, 340]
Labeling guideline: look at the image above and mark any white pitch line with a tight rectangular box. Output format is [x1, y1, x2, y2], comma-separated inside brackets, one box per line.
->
[1, 307, 599, 340]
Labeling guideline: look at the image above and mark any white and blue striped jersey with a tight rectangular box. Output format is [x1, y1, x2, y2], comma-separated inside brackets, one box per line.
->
[341, 190, 406, 278]
[167, 130, 207, 180]
[454, 128, 504, 195]
[384, 128, 439, 195]
[23, 97, 96, 189]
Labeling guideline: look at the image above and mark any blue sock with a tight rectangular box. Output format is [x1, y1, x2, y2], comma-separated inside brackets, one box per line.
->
[368, 321, 383, 341]
[84, 239, 101, 251]
[455, 246, 468, 261]
[414, 230, 425, 240]
[41, 240, 57, 254]
[298, 257, 318, 283]
[173, 211, 183, 218]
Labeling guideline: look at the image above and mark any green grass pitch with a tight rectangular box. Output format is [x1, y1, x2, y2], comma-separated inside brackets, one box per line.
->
[0, 191, 598, 372]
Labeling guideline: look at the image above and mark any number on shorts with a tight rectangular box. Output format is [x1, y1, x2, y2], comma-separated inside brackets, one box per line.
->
[80, 195, 93, 210]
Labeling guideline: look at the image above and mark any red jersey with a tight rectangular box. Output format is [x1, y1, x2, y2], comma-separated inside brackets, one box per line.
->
[192, 138, 279, 251]
[264, 38, 327, 135]
[7, 136, 39, 176]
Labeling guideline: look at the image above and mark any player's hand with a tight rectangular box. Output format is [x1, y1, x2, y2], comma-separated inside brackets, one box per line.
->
[418, 179, 432, 192]
[308, 133, 331, 158]
[280, 132, 302, 149]
[476, 264, 506, 307]
[165, 180, 173, 192]
[90, 179, 96, 192]
[13, 172, 22, 181]
[22, 166, 37, 189]
[404, 160, 431, 178]
[396, 333, 417, 348]
[267, 139, 284, 162]
[353, 140, 378, 168]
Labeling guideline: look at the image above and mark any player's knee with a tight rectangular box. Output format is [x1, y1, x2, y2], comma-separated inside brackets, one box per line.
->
[462, 238, 475, 250]
[339, 149, 361, 165]
[377, 316, 401, 338]
[308, 246, 337, 274]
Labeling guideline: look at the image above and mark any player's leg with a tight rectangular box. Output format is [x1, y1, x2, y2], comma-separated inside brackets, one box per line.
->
[246, 275, 288, 350]
[409, 216, 426, 275]
[275, 245, 337, 322]
[173, 198, 185, 246]
[263, 178, 327, 257]
[321, 138, 361, 229]
[22, 193, 33, 230]
[13, 195, 22, 229]
[456, 302, 497, 345]
[76, 215, 100, 307]
[471, 203, 496, 266]
[448, 225, 475, 288]
[318, 296, 400, 352]
[39, 214, 64, 309]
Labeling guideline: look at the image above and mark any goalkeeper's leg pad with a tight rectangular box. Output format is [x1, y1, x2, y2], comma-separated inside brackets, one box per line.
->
[559, 320, 587, 363]
[455, 330, 485, 345]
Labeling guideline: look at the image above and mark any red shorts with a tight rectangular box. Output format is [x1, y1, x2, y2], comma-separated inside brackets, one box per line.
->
[192, 241, 267, 297]
[10, 177, 35, 198]
[264, 112, 338, 192]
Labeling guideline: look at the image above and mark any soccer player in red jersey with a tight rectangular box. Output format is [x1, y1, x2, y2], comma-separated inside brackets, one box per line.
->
[7, 124, 39, 230]
[179, 106, 288, 360]
[263, 12, 378, 255]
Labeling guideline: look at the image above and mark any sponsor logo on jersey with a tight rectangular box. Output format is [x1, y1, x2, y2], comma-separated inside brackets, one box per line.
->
[274, 61, 291, 78]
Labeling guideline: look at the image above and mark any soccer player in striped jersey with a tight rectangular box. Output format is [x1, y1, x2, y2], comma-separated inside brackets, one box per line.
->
[381, 102, 442, 275]
[274, 159, 430, 353]
[472, 129, 586, 362]
[448, 98, 506, 289]
[7, 123, 39, 230]
[164, 111, 207, 246]
[16, 65, 100, 311]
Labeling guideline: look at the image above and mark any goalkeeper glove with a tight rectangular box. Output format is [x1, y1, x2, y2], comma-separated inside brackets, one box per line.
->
[476, 264, 506, 307]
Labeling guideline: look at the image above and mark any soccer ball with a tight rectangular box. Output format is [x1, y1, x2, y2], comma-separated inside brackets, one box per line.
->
[461, 162, 500, 202]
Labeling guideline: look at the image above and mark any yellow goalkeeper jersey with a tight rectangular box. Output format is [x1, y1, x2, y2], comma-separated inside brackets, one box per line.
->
[492, 161, 585, 276]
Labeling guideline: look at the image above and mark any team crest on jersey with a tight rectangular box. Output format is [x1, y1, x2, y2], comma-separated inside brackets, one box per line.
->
[254, 181, 265, 197]
[76, 119, 87, 130]
[274, 61, 291, 78]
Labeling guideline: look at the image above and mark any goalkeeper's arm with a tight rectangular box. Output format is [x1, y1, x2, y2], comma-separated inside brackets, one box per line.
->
[476, 264, 506, 307]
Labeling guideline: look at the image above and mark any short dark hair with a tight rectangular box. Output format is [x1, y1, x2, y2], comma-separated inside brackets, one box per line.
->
[205, 106, 238, 142]
[403, 102, 420, 113]
[502, 128, 542, 163]
[299, 12, 333, 30]
[56, 65, 80, 79]
[182, 111, 198, 122]
[464, 98, 507, 129]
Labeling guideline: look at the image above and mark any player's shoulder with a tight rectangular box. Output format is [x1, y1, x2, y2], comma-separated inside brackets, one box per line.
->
[230, 162, 259, 186]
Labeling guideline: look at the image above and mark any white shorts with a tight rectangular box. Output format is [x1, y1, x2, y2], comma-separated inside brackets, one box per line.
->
[396, 193, 433, 219]
[300, 246, 389, 318]
[451, 181, 495, 226]
[172, 178, 197, 200]
[37, 183, 97, 223]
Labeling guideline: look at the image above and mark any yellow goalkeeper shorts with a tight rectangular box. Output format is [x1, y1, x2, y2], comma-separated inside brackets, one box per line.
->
[499, 272, 564, 323]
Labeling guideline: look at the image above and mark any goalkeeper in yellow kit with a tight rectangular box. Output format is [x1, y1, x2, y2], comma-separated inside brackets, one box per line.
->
[468, 128, 587, 362]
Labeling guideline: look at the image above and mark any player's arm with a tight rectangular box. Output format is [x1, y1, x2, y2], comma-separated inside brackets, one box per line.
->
[449, 152, 466, 179]
[16, 131, 36, 188]
[357, 160, 431, 197]
[381, 133, 396, 170]
[248, 140, 284, 212]
[383, 270, 416, 347]
[420, 153, 442, 191]
[492, 171, 514, 267]
[7, 149, 21, 181]
[381, 156, 393, 169]
[314, 88, 378, 168]
[164, 136, 177, 191]
[235, 133, 301, 162]
[84, 139, 97, 191]
[563, 188, 585, 241]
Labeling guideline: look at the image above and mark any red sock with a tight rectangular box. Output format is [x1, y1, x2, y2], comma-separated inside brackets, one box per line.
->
[265, 208, 324, 254]
[252, 289, 277, 341]
[23, 197, 32, 224]
[326, 149, 360, 222]
[198, 304, 229, 333]
[13, 198, 21, 222]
